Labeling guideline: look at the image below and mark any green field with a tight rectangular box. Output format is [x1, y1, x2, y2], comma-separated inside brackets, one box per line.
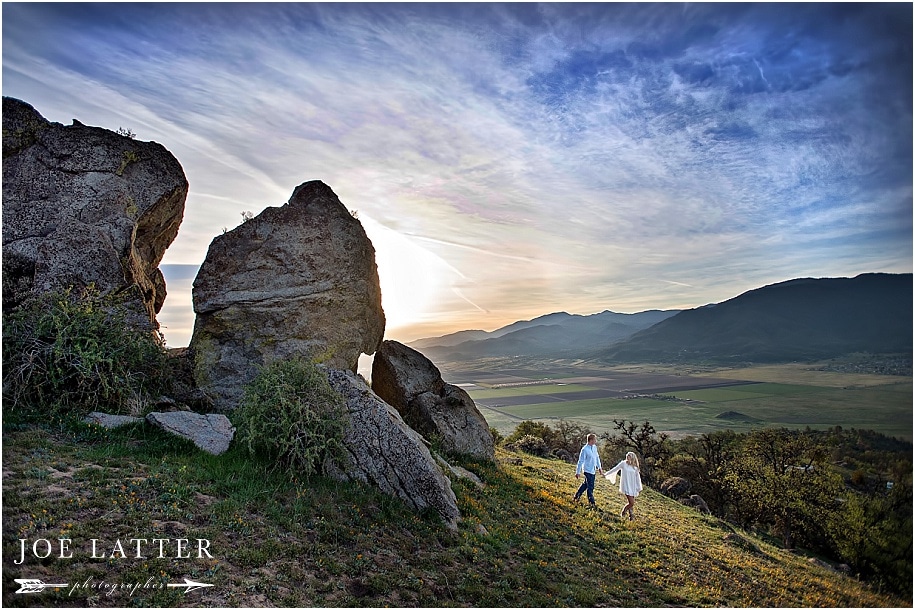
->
[467, 366, 912, 440]
[468, 383, 598, 400]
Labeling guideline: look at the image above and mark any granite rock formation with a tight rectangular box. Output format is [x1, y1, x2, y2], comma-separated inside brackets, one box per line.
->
[372, 340, 495, 461]
[188, 180, 385, 410]
[324, 367, 460, 528]
[2, 97, 187, 326]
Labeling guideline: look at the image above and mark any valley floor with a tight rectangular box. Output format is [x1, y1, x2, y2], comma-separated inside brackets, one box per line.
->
[440, 359, 913, 440]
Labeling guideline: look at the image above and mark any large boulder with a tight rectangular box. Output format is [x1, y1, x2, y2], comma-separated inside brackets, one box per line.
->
[372, 340, 495, 461]
[323, 368, 460, 528]
[188, 180, 385, 410]
[2, 97, 187, 326]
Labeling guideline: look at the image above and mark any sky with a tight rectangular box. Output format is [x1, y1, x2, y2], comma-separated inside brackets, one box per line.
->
[3, 3, 912, 348]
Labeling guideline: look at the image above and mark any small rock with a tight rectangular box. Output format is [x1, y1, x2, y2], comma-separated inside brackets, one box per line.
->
[84, 412, 144, 429]
[435, 454, 485, 489]
[145, 411, 234, 455]
[660, 476, 691, 498]
[682, 493, 711, 514]
[475, 523, 489, 536]
[452, 465, 485, 488]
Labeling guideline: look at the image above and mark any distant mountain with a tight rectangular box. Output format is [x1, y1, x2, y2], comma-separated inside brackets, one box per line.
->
[409, 329, 492, 350]
[411, 309, 679, 361]
[597, 273, 913, 363]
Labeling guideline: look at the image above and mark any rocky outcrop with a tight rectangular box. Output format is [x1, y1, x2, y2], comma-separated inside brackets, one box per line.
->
[2, 97, 187, 326]
[372, 340, 494, 461]
[323, 368, 460, 528]
[188, 180, 385, 410]
[145, 411, 235, 455]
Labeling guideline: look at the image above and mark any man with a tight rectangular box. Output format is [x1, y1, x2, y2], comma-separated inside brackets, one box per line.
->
[574, 433, 603, 507]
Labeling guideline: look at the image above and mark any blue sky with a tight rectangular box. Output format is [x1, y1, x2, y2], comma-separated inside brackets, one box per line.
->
[3, 3, 912, 346]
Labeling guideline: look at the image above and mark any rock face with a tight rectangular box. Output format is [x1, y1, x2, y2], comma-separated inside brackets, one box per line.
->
[188, 180, 385, 410]
[372, 340, 495, 461]
[2, 97, 187, 326]
[323, 368, 460, 528]
[146, 411, 235, 455]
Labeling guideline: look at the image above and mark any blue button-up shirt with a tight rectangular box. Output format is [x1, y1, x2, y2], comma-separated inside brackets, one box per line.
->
[576, 443, 602, 475]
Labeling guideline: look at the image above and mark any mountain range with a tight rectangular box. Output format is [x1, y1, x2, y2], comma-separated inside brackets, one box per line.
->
[410, 273, 913, 364]
[411, 309, 679, 361]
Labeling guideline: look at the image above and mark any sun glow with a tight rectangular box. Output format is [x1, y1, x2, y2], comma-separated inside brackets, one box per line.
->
[359, 214, 463, 342]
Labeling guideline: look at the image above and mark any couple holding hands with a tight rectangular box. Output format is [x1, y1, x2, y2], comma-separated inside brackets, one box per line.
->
[573, 433, 643, 520]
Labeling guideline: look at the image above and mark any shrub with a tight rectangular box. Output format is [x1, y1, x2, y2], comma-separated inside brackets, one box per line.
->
[2, 286, 169, 418]
[234, 357, 346, 477]
[505, 420, 555, 445]
[514, 434, 548, 457]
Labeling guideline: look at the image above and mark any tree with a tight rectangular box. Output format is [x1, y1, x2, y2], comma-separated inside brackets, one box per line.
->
[722, 429, 844, 549]
[665, 430, 741, 512]
[600, 420, 671, 487]
[552, 419, 589, 455]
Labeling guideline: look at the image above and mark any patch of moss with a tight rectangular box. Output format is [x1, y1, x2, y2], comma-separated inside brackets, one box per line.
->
[116, 149, 141, 176]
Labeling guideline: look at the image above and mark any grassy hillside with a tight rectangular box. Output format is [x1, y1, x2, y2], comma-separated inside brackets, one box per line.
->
[3, 421, 904, 607]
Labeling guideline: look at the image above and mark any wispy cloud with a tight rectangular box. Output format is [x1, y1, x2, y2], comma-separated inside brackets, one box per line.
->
[3, 3, 911, 344]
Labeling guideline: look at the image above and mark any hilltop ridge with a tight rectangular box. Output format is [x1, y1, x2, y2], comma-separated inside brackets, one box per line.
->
[412, 309, 679, 361]
[412, 273, 912, 366]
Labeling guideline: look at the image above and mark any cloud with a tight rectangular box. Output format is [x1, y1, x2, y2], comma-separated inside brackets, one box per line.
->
[3, 3, 911, 344]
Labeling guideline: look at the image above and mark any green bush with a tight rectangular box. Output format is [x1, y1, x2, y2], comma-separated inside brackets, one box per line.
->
[2, 286, 169, 418]
[514, 434, 548, 457]
[234, 357, 346, 477]
[505, 420, 555, 445]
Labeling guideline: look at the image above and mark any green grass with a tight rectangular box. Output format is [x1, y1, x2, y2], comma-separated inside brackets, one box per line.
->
[471, 367, 912, 440]
[467, 383, 599, 400]
[487, 397, 738, 438]
[3, 420, 904, 607]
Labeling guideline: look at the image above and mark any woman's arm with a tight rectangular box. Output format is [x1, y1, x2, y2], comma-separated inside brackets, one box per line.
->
[604, 460, 625, 476]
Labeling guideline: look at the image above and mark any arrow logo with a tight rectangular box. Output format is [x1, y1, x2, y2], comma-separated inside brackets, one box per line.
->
[15, 579, 69, 594]
[167, 578, 214, 594]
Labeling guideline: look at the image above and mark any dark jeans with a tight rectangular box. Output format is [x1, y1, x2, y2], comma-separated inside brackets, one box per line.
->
[575, 472, 596, 504]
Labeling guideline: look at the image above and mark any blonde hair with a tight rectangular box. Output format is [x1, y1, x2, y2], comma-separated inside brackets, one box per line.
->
[625, 451, 639, 469]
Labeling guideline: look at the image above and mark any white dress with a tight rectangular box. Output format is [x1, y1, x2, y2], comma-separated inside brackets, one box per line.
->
[605, 460, 643, 497]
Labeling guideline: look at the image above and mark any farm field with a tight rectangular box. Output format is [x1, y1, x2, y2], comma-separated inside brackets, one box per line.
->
[442, 362, 913, 440]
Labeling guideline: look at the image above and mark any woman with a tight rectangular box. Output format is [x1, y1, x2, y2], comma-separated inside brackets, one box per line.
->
[604, 451, 643, 520]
